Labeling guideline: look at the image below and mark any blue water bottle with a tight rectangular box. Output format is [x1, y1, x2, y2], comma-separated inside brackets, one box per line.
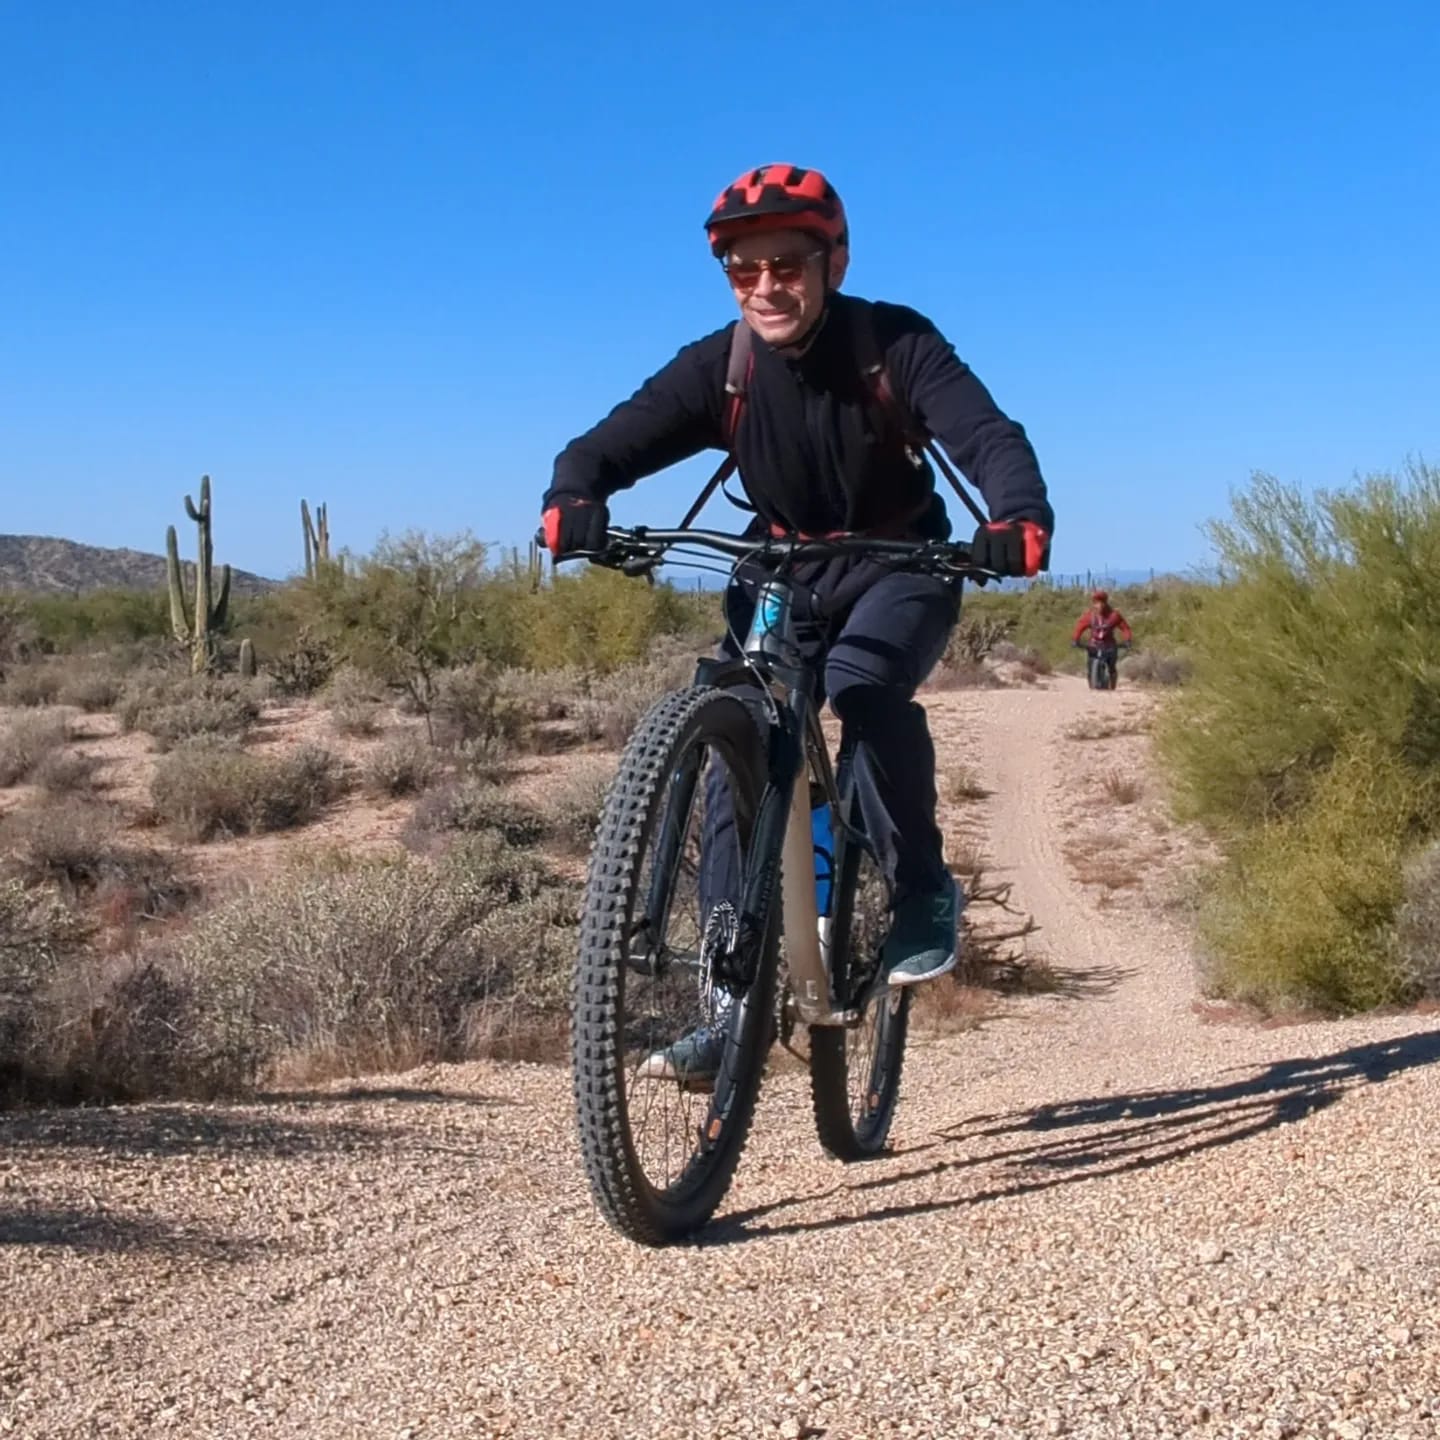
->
[811, 798, 834, 916]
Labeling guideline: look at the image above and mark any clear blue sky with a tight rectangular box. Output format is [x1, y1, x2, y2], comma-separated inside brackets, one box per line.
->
[3, 1, 1437, 581]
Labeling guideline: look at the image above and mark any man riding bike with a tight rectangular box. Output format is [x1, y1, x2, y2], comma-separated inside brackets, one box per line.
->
[1073, 590, 1133, 681]
[541, 163, 1054, 1084]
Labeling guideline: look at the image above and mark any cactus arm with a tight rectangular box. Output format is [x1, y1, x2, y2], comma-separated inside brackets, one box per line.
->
[212, 564, 232, 629]
[165, 525, 192, 643]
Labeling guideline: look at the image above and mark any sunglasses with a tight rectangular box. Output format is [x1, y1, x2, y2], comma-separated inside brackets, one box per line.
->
[720, 249, 824, 292]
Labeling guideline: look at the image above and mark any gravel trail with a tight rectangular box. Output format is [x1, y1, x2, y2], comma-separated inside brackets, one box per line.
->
[4, 678, 1439, 1439]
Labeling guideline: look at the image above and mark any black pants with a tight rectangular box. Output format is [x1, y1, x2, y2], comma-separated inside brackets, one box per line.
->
[702, 568, 959, 916]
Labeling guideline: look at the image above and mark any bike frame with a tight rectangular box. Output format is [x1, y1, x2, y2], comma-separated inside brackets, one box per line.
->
[690, 573, 860, 1027]
[570, 524, 984, 1028]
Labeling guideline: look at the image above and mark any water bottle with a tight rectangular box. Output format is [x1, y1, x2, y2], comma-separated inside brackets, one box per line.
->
[811, 795, 835, 916]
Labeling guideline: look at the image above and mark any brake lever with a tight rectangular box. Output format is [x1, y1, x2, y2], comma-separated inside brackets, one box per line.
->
[621, 554, 661, 584]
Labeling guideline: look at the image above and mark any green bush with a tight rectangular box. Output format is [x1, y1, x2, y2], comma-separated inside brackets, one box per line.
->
[1159, 464, 1440, 1011]
[1396, 841, 1440, 999]
[1197, 740, 1438, 1010]
[24, 588, 173, 652]
[1158, 466, 1440, 830]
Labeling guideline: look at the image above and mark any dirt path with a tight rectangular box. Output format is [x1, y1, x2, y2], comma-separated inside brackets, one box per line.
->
[5, 680, 1440, 1439]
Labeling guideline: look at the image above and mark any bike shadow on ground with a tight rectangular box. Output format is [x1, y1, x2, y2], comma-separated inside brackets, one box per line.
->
[707, 1027, 1440, 1245]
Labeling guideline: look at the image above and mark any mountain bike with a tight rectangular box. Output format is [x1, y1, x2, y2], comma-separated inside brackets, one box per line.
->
[1079, 640, 1129, 690]
[567, 526, 982, 1245]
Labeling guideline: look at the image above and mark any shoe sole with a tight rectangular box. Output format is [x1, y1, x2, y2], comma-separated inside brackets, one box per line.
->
[635, 1058, 718, 1093]
[887, 950, 959, 988]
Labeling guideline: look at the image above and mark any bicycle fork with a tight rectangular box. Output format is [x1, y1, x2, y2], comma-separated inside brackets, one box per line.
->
[779, 767, 855, 1026]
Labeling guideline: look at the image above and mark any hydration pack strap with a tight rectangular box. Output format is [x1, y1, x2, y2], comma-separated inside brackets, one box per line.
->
[676, 323, 755, 530]
[847, 306, 988, 531]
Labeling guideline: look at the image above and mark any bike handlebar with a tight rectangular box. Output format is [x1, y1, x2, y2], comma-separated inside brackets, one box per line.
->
[539, 525, 990, 580]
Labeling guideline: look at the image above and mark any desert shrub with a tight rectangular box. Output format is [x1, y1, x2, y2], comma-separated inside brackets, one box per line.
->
[151, 739, 350, 841]
[40, 956, 239, 1101]
[449, 733, 514, 784]
[323, 665, 387, 736]
[1196, 740, 1438, 1011]
[0, 798, 193, 913]
[157, 843, 576, 1082]
[267, 628, 337, 697]
[0, 710, 70, 786]
[1014, 648, 1052, 682]
[1062, 712, 1149, 743]
[0, 879, 93, 1096]
[0, 596, 40, 670]
[330, 700, 384, 738]
[947, 614, 1009, 665]
[406, 776, 547, 848]
[1099, 769, 1144, 806]
[572, 648, 696, 747]
[1395, 841, 1440, 999]
[361, 732, 441, 798]
[943, 766, 989, 803]
[52, 661, 125, 712]
[32, 748, 101, 794]
[1158, 466, 1440, 830]
[492, 665, 587, 723]
[433, 663, 531, 749]
[22, 588, 172, 652]
[928, 658, 1004, 691]
[1, 662, 63, 707]
[323, 663, 387, 708]
[1125, 650, 1191, 686]
[146, 687, 263, 750]
[118, 671, 263, 745]
[541, 767, 614, 856]
[519, 566, 709, 673]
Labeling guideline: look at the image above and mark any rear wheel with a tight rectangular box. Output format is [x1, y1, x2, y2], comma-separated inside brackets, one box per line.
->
[810, 800, 910, 1160]
[572, 686, 777, 1245]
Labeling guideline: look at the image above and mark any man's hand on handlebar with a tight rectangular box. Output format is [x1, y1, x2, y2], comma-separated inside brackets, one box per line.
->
[541, 497, 610, 559]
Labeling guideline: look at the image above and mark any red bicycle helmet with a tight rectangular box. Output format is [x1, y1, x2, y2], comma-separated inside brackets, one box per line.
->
[1092, 589, 1110, 604]
[704, 163, 849, 261]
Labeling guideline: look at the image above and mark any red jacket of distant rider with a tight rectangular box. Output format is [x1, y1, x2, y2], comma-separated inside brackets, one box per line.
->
[1073, 606, 1133, 648]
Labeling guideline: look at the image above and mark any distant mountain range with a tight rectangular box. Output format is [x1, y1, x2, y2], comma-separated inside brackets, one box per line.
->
[0, 535, 276, 596]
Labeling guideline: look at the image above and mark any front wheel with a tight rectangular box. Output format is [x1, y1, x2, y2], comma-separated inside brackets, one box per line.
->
[809, 804, 911, 1160]
[572, 685, 777, 1245]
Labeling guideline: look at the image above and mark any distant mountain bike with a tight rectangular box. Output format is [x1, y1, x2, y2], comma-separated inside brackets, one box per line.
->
[567, 526, 984, 1245]
[1079, 640, 1129, 690]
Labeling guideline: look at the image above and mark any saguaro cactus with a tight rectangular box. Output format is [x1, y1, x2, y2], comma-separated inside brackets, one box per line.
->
[167, 475, 232, 674]
[301, 499, 331, 578]
[238, 637, 257, 678]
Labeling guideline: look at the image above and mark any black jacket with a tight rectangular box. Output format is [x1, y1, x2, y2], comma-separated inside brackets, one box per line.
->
[546, 294, 1053, 541]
